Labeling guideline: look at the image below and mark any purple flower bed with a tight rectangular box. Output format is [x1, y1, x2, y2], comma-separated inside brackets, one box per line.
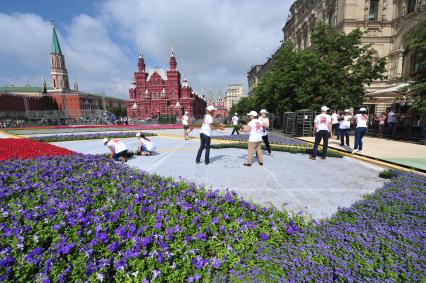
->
[30, 132, 156, 142]
[0, 155, 425, 282]
[0, 155, 294, 282]
[214, 133, 307, 146]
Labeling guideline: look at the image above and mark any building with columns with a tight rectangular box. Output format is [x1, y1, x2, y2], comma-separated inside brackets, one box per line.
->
[225, 83, 244, 110]
[248, 0, 425, 113]
[0, 23, 126, 122]
[127, 49, 206, 120]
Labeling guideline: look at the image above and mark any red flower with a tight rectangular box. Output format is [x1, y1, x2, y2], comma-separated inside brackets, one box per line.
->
[0, 139, 75, 161]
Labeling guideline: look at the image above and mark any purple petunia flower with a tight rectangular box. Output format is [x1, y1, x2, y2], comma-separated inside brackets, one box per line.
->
[260, 233, 268, 241]
[108, 242, 119, 253]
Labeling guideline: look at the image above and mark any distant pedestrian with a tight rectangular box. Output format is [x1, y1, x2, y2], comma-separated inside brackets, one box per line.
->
[243, 111, 264, 166]
[353, 108, 368, 153]
[259, 109, 272, 156]
[378, 112, 386, 136]
[331, 110, 340, 139]
[182, 111, 191, 140]
[339, 109, 352, 147]
[136, 133, 156, 156]
[310, 106, 331, 160]
[103, 138, 128, 162]
[231, 113, 240, 135]
[196, 106, 224, 165]
[387, 108, 399, 135]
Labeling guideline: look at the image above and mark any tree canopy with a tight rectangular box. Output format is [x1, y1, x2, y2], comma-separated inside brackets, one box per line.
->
[235, 23, 386, 114]
[403, 18, 426, 111]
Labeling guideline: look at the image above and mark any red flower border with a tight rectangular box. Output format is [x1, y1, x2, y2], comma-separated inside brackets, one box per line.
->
[0, 139, 75, 161]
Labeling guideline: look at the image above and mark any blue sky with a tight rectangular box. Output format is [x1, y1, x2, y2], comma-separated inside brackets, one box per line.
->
[0, 0, 292, 99]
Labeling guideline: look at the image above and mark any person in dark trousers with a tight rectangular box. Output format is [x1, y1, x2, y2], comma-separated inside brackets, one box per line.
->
[196, 105, 224, 165]
[331, 110, 340, 139]
[259, 109, 272, 156]
[339, 109, 352, 147]
[353, 108, 368, 153]
[310, 106, 332, 160]
[231, 113, 240, 135]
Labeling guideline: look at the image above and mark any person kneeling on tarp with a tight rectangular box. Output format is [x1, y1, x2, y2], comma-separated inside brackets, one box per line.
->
[135, 132, 156, 156]
[103, 138, 128, 162]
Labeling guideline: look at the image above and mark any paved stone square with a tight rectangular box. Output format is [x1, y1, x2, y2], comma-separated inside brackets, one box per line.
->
[53, 132, 384, 219]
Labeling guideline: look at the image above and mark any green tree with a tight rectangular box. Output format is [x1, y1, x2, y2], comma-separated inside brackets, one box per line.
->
[403, 19, 426, 111]
[235, 22, 386, 113]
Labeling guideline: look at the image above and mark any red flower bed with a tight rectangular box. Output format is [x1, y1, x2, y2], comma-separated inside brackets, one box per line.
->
[0, 139, 75, 161]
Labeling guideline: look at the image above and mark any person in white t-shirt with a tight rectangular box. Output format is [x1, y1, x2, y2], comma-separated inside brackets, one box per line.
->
[195, 105, 224, 165]
[338, 109, 352, 147]
[310, 106, 332, 160]
[135, 132, 156, 156]
[353, 108, 368, 153]
[103, 138, 128, 162]
[259, 109, 272, 156]
[242, 110, 264, 166]
[182, 111, 191, 140]
[331, 110, 340, 140]
[231, 113, 240, 135]
[386, 108, 399, 135]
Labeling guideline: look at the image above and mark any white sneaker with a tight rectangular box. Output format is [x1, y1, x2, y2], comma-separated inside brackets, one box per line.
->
[352, 149, 359, 154]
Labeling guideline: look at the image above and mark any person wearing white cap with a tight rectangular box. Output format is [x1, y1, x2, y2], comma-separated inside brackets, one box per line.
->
[103, 137, 128, 162]
[231, 113, 240, 135]
[353, 107, 368, 153]
[259, 109, 272, 156]
[338, 109, 353, 147]
[242, 110, 264, 166]
[331, 110, 340, 140]
[196, 105, 224, 165]
[135, 132, 156, 156]
[310, 106, 332, 160]
[182, 111, 191, 140]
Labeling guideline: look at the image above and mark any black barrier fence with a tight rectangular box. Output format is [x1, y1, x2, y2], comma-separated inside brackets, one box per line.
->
[282, 110, 426, 141]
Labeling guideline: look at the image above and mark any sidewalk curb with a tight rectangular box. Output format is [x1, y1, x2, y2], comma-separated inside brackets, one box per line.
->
[294, 137, 426, 174]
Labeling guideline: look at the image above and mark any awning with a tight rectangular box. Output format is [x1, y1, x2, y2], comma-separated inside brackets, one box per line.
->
[365, 83, 410, 96]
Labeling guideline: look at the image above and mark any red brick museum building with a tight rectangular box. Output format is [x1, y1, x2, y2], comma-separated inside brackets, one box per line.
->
[127, 49, 206, 120]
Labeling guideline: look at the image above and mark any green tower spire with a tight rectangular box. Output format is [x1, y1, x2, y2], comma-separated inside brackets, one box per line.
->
[51, 20, 62, 55]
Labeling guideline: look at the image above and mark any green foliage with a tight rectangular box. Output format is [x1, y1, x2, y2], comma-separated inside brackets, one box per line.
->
[378, 169, 398, 179]
[402, 18, 426, 111]
[230, 96, 257, 116]
[235, 23, 387, 114]
[211, 142, 344, 158]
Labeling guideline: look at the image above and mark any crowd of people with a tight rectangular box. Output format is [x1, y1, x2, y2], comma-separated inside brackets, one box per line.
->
[311, 106, 369, 160]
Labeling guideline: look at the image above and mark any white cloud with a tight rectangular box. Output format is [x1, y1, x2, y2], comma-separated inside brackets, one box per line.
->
[0, 13, 50, 70]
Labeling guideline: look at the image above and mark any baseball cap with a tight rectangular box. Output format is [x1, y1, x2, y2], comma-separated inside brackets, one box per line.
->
[102, 138, 109, 145]
[260, 109, 268, 114]
[344, 109, 350, 113]
[234, 113, 238, 115]
[206, 105, 216, 111]
[185, 111, 189, 114]
[247, 110, 258, 116]
[359, 107, 367, 112]
[136, 132, 141, 137]
[321, 106, 329, 111]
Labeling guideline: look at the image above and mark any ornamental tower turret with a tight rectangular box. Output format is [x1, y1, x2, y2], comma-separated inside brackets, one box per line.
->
[50, 20, 69, 91]
[166, 46, 180, 99]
